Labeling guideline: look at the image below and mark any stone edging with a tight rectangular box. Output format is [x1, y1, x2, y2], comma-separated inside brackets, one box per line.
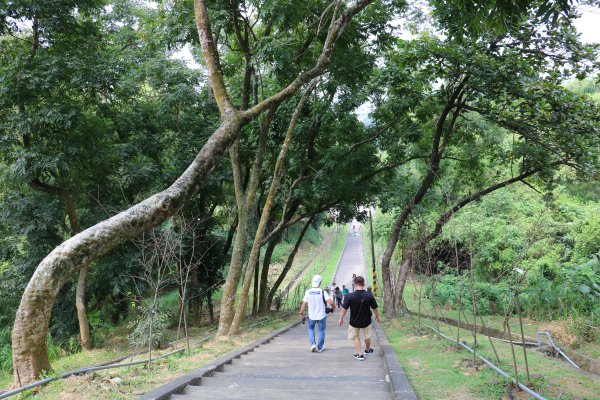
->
[139, 319, 301, 400]
[373, 321, 418, 400]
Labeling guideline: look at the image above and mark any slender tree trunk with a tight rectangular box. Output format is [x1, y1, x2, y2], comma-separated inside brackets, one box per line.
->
[207, 288, 214, 323]
[252, 256, 259, 315]
[60, 190, 92, 351]
[267, 215, 315, 308]
[222, 215, 238, 260]
[258, 231, 282, 314]
[190, 265, 201, 325]
[75, 266, 90, 350]
[230, 81, 316, 335]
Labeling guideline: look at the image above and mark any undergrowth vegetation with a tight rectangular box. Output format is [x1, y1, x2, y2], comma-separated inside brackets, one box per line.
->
[376, 180, 600, 345]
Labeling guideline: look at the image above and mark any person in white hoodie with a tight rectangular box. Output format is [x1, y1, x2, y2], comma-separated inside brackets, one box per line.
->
[300, 275, 336, 352]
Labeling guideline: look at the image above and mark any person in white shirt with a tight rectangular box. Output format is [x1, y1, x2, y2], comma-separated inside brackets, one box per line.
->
[300, 275, 336, 352]
[329, 282, 337, 305]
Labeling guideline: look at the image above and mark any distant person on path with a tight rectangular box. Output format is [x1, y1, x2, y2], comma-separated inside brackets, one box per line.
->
[351, 273, 356, 291]
[338, 276, 381, 361]
[334, 286, 343, 308]
[342, 285, 349, 300]
[300, 275, 335, 352]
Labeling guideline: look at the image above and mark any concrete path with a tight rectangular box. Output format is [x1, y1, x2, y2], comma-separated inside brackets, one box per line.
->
[147, 225, 416, 400]
[333, 223, 368, 291]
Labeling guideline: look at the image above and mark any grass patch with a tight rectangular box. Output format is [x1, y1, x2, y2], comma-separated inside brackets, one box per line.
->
[280, 224, 348, 309]
[270, 242, 294, 264]
[402, 283, 600, 364]
[270, 224, 322, 264]
[0, 371, 10, 390]
[320, 224, 348, 285]
[384, 316, 600, 400]
[9, 313, 295, 399]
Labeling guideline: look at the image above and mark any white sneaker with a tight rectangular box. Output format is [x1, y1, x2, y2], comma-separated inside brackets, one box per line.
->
[311, 344, 317, 352]
[318, 345, 325, 353]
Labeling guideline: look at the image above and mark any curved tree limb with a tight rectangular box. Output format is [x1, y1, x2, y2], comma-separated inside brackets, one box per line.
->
[392, 167, 549, 310]
[380, 75, 469, 316]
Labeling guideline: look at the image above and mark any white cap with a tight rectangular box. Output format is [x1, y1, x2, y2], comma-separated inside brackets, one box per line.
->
[311, 275, 322, 288]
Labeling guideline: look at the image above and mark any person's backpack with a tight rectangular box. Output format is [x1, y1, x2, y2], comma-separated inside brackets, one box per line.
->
[322, 290, 333, 314]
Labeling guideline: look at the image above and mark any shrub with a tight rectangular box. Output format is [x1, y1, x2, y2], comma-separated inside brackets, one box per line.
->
[424, 275, 509, 316]
[566, 314, 600, 344]
[0, 328, 12, 373]
[127, 303, 170, 349]
[522, 256, 600, 322]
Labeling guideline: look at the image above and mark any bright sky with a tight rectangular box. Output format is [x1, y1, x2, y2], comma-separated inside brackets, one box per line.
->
[575, 5, 600, 44]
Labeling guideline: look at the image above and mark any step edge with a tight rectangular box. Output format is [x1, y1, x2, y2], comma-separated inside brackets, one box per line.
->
[139, 319, 301, 400]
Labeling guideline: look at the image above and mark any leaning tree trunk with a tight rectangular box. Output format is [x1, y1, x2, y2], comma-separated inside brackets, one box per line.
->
[26, 182, 93, 351]
[12, 113, 246, 385]
[380, 79, 468, 317]
[390, 168, 542, 310]
[267, 215, 315, 308]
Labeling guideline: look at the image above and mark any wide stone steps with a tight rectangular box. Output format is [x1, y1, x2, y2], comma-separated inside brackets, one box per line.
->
[164, 321, 392, 399]
[195, 375, 391, 390]
[170, 386, 390, 400]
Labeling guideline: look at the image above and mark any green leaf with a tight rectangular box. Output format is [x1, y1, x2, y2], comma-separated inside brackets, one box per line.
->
[578, 284, 591, 294]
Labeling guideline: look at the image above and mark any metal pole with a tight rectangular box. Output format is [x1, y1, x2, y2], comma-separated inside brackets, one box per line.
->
[505, 319, 520, 388]
[425, 324, 548, 400]
[369, 209, 377, 296]
[515, 289, 531, 381]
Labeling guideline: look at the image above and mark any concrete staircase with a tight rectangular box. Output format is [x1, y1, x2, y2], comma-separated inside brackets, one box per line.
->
[144, 228, 416, 400]
[167, 318, 392, 400]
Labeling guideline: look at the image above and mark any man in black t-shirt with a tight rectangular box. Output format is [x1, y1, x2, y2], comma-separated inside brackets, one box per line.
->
[338, 275, 381, 361]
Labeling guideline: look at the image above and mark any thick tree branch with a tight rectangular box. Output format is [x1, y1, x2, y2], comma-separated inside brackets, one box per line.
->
[244, 0, 375, 118]
[380, 74, 469, 316]
[194, 0, 234, 114]
[392, 167, 551, 306]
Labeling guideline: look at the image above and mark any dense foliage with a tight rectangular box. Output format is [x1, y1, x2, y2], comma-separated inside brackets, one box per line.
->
[0, 0, 598, 385]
